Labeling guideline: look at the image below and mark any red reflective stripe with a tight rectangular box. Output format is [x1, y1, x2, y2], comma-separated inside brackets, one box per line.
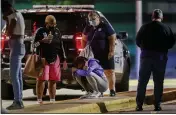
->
[1, 34, 6, 51]
[74, 32, 82, 51]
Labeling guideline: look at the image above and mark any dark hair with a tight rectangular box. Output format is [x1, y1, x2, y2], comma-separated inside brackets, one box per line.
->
[73, 56, 88, 68]
[152, 9, 163, 19]
[88, 11, 101, 19]
[2, 0, 12, 14]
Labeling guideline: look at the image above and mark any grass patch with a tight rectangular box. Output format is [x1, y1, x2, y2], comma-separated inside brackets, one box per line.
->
[130, 79, 176, 86]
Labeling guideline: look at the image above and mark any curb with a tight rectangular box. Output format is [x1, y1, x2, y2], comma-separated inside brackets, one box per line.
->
[44, 89, 176, 113]
[44, 97, 136, 113]
[145, 90, 176, 105]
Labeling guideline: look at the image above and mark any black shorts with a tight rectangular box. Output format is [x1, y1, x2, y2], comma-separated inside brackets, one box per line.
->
[97, 56, 115, 70]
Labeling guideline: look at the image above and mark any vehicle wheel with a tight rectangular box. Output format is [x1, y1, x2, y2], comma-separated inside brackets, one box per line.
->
[1, 80, 14, 100]
[33, 86, 47, 96]
[115, 59, 130, 92]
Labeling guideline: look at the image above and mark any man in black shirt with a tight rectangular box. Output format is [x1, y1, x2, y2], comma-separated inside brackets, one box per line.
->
[136, 9, 175, 111]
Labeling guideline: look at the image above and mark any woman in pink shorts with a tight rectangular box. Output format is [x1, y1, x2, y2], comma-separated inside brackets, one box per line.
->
[33, 15, 67, 104]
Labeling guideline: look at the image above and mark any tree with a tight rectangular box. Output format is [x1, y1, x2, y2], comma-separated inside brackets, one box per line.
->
[58, 0, 95, 5]
[32, 0, 57, 5]
[32, 0, 95, 5]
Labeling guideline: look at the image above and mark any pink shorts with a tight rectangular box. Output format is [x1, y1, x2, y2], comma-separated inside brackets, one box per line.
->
[37, 56, 61, 81]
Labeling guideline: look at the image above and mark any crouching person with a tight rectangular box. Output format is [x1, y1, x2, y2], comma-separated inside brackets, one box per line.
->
[72, 56, 108, 99]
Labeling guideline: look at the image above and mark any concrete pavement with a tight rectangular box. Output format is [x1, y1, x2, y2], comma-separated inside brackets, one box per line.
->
[3, 78, 174, 109]
[7, 88, 176, 114]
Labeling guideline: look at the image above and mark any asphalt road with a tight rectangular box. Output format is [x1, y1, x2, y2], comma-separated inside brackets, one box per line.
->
[109, 100, 176, 114]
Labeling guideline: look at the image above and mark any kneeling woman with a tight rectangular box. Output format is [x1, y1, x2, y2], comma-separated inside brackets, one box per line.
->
[72, 56, 108, 99]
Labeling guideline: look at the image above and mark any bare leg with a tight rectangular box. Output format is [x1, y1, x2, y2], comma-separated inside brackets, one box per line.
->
[104, 70, 115, 90]
[36, 80, 45, 100]
[48, 80, 57, 100]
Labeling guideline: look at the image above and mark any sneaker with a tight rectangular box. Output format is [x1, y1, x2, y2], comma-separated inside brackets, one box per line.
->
[79, 92, 92, 99]
[110, 89, 116, 97]
[37, 101, 43, 105]
[6, 101, 24, 110]
[89, 91, 101, 98]
[50, 99, 56, 104]
[37, 99, 43, 105]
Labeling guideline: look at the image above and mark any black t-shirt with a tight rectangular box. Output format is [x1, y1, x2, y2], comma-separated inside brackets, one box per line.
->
[136, 21, 175, 53]
[34, 27, 66, 63]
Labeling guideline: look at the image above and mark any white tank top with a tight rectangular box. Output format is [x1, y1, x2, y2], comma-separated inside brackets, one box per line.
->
[7, 11, 25, 35]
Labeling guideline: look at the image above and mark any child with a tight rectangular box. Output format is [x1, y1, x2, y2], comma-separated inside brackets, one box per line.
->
[72, 56, 108, 99]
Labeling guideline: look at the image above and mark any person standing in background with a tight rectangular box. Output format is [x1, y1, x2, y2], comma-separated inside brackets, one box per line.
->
[2, 0, 26, 110]
[81, 11, 117, 96]
[136, 9, 175, 111]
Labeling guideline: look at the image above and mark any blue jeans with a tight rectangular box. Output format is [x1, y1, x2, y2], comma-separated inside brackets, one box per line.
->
[9, 37, 25, 101]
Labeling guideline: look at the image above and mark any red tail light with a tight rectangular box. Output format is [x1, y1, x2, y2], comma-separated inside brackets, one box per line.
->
[1, 34, 6, 52]
[33, 22, 37, 35]
[74, 32, 83, 52]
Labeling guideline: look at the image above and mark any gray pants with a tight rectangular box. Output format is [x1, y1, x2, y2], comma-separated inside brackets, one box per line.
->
[74, 72, 108, 93]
